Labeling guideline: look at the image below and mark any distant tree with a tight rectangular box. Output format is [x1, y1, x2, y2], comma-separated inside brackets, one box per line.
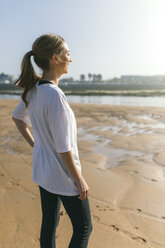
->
[92, 74, 97, 82]
[112, 77, 120, 82]
[80, 74, 85, 82]
[97, 74, 102, 82]
[92, 74, 102, 82]
[60, 77, 74, 83]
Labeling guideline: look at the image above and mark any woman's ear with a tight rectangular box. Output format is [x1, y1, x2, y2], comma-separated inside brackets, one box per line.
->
[51, 54, 59, 64]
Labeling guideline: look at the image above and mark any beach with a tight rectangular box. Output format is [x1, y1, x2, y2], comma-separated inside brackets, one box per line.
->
[1, 99, 165, 248]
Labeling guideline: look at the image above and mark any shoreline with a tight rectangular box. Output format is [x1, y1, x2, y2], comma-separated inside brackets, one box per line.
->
[1, 89, 165, 96]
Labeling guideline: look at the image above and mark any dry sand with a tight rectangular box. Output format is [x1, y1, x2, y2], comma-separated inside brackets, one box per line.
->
[1, 99, 165, 248]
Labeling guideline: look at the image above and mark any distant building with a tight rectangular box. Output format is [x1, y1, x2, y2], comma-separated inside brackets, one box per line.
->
[0, 73, 10, 84]
[121, 75, 165, 83]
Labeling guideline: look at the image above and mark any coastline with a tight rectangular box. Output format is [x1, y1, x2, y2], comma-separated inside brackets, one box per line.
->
[1, 89, 165, 96]
[1, 100, 165, 247]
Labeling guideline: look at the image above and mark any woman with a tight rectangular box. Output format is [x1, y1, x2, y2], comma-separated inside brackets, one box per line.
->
[12, 33, 93, 248]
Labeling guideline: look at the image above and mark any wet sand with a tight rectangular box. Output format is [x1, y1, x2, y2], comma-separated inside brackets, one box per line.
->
[1, 99, 165, 247]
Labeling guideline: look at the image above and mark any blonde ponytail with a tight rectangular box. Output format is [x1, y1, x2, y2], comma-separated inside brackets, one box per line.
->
[14, 33, 65, 108]
[14, 51, 41, 108]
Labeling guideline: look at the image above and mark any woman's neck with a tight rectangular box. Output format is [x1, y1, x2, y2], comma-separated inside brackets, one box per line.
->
[41, 71, 61, 86]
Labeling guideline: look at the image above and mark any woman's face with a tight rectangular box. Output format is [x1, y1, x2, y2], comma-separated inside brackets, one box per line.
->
[54, 42, 72, 74]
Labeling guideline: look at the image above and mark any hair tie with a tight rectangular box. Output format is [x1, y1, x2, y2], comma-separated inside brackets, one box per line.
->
[29, 50, 34, 56]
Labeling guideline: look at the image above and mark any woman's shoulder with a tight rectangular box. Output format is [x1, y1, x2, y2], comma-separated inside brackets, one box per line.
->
[45, 83, 66, 95]
[46, 85, 69, 112]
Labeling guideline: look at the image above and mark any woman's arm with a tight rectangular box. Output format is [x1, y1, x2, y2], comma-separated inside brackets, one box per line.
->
[59, 151, 90, 200]
[12, 117, 34, 148]
[59, 150, 82, 182]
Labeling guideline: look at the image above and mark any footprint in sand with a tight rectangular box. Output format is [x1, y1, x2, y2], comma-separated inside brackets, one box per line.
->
[151, 178, 157, 182]
[98, 208, 112, 211]
[93, 215, 100, 221]
[130, 171, 158, 183]
[96, 205, 115, 211]
[5, 179, 20, 190]
[134, 226, 139, 229]
[130, 170, 139, 175]
[9, 178, 20, 186]
[110, 224, 119, 231]
[122, 230, 147, 244]
[97, 168, 106, 172]
[109, 224, 147, 244]
[133, 170, 138, 174]
[143, 176, 157, 182]
[33, 237, 40, 242]
[132, 236, 147, 243]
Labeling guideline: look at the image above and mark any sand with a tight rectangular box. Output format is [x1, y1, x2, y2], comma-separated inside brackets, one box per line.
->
[1, 99, 165, 248]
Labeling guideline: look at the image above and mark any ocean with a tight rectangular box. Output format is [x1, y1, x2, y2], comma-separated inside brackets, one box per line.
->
[1, 94, 165, 107]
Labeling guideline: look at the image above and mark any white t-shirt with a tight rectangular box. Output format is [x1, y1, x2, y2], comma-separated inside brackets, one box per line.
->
[12, 80, 81, 196]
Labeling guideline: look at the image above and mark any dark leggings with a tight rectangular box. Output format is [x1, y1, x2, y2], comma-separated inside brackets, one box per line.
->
[39, 185, 93, 248]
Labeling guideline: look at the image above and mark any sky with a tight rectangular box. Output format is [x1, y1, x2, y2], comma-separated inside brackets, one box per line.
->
[1, 0, 165, 80]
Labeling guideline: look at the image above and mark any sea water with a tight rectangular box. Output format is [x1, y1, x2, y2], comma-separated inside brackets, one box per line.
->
[1, 94, 165, 107]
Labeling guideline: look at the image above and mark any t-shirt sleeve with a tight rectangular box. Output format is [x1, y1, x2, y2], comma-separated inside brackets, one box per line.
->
[12, 100, 32, 127]
[48, 94, 73, 153]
